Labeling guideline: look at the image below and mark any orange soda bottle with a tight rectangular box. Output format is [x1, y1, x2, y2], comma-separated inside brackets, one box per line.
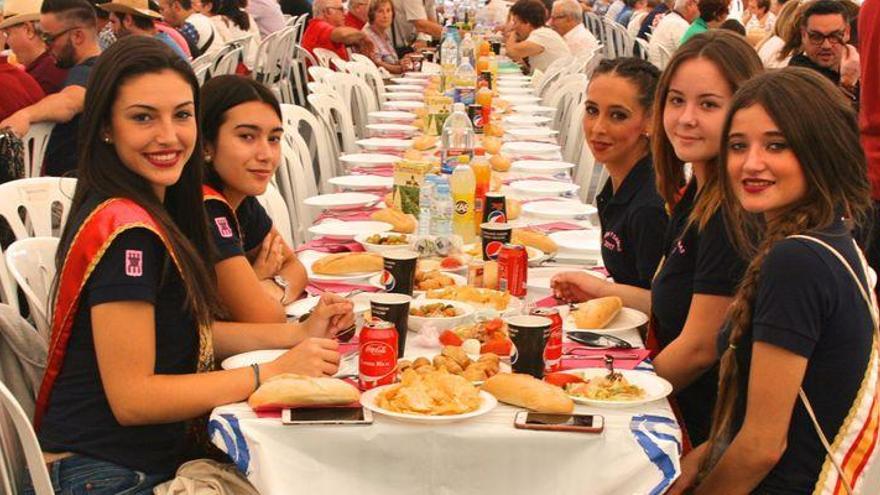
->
[471, 148, 491, 234]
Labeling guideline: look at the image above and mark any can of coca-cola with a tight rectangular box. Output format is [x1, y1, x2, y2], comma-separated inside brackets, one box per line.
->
[498, 243, 528, 297]
[359, 319, 399, 390]
[530, 307, 563, 373]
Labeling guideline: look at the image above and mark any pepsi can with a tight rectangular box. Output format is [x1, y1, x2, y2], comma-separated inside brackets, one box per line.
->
[482, 192, 508, 224]
[381, 250, 418, 296]
[480, 223, 513, 261]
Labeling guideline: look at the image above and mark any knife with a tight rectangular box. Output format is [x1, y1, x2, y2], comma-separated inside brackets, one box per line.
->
[567, 331, 633, 349]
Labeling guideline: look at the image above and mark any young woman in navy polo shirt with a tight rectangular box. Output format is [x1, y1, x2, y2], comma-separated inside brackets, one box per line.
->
[553, 32, 763, 445]
[560, 57, 666, 289]
[32, 37, 353, 493]
[672, 69, 878, 494]
[200, 75, 307, 323]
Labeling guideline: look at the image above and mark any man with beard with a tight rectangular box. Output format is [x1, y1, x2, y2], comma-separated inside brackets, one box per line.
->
[0, 0, 101, 176]
[100, 0, 187, 58]
[0, 0, 69, 94]
[789, 0, 859, 107]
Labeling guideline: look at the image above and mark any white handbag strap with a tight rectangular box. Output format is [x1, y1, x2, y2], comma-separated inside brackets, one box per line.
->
[787, 234, 880, 495]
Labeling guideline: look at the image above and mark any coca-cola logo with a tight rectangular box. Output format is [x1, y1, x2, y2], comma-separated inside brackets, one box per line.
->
[362, 341, 394, 358]
[455, 200, 469, 215]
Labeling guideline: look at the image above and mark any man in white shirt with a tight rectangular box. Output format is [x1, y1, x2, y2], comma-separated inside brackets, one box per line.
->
[550, 0, 599, 54]
[647, 0, 696, 67]
[391, 0, 441, 51]
[605, 0, 626, 20]
[506, 0, 571, 73]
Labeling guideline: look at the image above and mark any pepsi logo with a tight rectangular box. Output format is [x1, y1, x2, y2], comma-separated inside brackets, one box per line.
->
[381, 270, 396, 291]
[486, 210, 507, 223]
[485, 240, 504, 259]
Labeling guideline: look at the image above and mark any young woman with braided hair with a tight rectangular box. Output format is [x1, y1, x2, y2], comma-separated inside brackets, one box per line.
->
[670, 68, 878, 494]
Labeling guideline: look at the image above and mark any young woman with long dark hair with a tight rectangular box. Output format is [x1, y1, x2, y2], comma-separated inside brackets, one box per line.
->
[32, 36, 352, 493]
[199, 75, 307, 323]
[552, 31, 763, 445]
[671, 68, 878, 494]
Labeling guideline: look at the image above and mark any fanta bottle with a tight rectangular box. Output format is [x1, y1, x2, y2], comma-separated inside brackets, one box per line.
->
[451, 158, 476, 243]
[471, 149, 491, 234]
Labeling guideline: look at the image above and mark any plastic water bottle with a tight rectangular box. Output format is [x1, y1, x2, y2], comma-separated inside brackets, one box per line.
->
[453, 59, 477, 105]
[431, 181, 453, 237]
[451, 161, 477, 243]
[418, 179, 434, 236]
[441, 28, 459, 68]
[440, 102, 475, 174]
[458, 33, 475, 67]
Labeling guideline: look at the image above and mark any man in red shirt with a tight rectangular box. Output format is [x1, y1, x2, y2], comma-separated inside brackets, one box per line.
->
[344, 0, 368, 29]
[0, 58, 44, 121]
[301, 0, 372, 61]
[861, 0, 880, 272]
[0, 0, 69, 94]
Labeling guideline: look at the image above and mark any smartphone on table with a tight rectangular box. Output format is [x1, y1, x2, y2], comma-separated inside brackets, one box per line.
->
[282, 407, 373, 426]
[513, 411, 604, 433]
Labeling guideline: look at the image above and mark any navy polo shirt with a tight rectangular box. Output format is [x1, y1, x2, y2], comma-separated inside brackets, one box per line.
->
[595, 155, 667, 289]
[206, 195, 274, 261]
[650, 180, 746, 444]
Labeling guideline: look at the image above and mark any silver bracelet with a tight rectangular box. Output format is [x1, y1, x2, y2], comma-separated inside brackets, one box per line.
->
[250, 363, 261, 391]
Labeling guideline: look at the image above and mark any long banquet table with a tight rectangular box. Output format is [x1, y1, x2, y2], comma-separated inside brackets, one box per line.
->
[209, 68, 682, 495]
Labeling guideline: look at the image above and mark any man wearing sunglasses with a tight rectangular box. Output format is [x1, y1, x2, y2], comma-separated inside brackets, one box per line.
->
[789, 0, 859, 106]
[0, 0, 101, 177]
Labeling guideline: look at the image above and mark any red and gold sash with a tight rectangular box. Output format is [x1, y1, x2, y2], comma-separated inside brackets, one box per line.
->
[33, 198, 213, 428]
[202, 184, 243, 240]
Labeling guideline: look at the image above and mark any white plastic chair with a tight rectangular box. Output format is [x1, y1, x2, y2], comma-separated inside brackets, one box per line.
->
[536, 55, 574, 101]
[0, 380, 53, 495]
[347, 55, 387, 104]
[5, 237, 58, 339]
[603, 19, 635, 58]
[253, 29, 285, 85]
[313, 47, 344, 68]
[307, 65, 335, 84]
[544, 74, 588, 132]
[560, 102, 587, 165]
[307, 92, 359, 154]
[634, 37, 650, 61]
[281, 104, 339, 193]
[568, 47, 603, 77]
[256, 182, 295, 247]
[584, 12, 607, 44]
[22, 123, 54, 178]
[0, 177, 76, 240]
[274, 136, 316, 244]
[212, 44, 244, 76]
[327, 72, 378, 138]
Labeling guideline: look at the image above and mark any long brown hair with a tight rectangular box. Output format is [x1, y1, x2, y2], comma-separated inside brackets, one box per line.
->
[55, 36, 219, 328]
[651, 30, 763, 228]
[702, 68, 871, 475]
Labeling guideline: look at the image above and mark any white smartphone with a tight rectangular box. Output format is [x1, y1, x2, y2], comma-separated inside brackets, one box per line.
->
[513, 411, 604, 433]
[281, 407, 373, 426]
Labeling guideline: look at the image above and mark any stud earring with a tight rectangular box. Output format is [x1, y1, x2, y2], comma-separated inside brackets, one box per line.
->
[103, 136, 112, 143]
[205, 154, 212, 162]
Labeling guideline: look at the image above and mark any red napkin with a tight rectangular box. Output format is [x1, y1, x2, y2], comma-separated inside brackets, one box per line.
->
[305, 281, 381, 296]
[528, 222, 585, 234]
[296, 237, 365, 253]
[351, 166, 395, 177]
[314, 208, 381, 222]
[534, 295, 563, 307]
[560, 344, 651, 371]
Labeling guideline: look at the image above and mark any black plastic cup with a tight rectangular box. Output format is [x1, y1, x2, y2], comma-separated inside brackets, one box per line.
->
[506, 315, 552, 378]
[369, 293, 412, 357]
[481, 223, 513, 261]
[381, 250, 419, 296]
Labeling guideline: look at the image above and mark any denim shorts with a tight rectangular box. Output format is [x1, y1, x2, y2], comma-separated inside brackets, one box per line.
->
[23, 454, 172, 495]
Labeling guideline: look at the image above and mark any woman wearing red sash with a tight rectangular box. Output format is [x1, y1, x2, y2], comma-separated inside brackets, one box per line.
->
[552, 31, 762, 446]
[671, 69, 880, 495]
[31, 36, 353, 494]
[200, 75, 307, 323]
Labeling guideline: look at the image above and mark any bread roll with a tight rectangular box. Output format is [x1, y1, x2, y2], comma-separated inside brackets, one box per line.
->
[481, 373, 573, 413]
[512, 229, 558, 254]
[312, 252, 383, 275]
[371, 208, 416, 234]
[248, 374, 361, 411]
[507, 198, 522, 220]
[573, 296, 623, 329]
[483, 260, 499, 290]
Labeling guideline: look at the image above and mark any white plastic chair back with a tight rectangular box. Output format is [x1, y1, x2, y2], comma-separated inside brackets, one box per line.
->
[0, 381, 53, 495]
[657, 44, 673, 70]
[281, 104, 339, 193]
[292, 14, 309, 43]
[328, 72, 378, 138]
[254, 29, 285, 84]
[603, 19, 635, 58]
[560, 102, 587, 165]
[276, 137, 316, 244]
[307, 92, 359, 154]
[584, 12, 606, 44]
[308, 65, 335, 83]
[349, 55, 387, 103]
[22, 123, 54, 178]
[634, 37, 650, 61]
[575, 142, 603, 205]
[212, 44, 243, 76]
[536, 55, 574, 100]
[313, 47, 343, 68]
[256, 182, 295, 247]
[568, 48, 603, 77]
[544, 74, 588, 131]
[280, 44, 315, 106]
[5, 237, 58, 339]
[0, 177, 76, 240]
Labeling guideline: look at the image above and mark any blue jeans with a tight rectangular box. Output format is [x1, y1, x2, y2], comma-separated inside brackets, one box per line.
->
[23, 454, 172, 495]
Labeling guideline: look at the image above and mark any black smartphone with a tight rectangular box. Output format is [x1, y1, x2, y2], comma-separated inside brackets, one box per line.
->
[282, 407, 373, 425]
[514, 411, 604, 433]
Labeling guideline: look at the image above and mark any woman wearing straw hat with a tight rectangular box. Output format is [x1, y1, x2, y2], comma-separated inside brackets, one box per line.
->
[99, 0, 189, 58]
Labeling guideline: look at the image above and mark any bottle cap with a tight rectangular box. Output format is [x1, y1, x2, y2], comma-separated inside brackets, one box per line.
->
[474, 148, 485, 156]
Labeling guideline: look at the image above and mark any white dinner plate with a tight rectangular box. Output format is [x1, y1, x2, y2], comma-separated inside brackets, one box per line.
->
[510, 180, 580, 197]
[498, 87, 535, 96]
[368, 271, 467, 295]
[564, 307, 649, 334]
[366, 123, 419, 137]
[501, 141, 561, 156]
[498, 74, 532, 81]
[512, 104, 556, 114]
[329, 174, 394, 190]
[511, 160, 575, 175]
[562, 368, 673, 408]
[522, 200, 596, 220]
[356, 138, 414, 151]
[500, 95, 541, 105]
[221, 349, 285, 370]
[384, 92, 425, 101]
[368, 111, 417, 124]
[360, 387, 498, 423]
[339, 153, 401, 167]
[496, 79, 531, 87]
[303, 192, 380, 210]
[527, 266, 605, 292]
[385, 84, 424, 92]
[504, 115, 552, 127]
[403, 72, 434, 79]
[390, 77, 428, 85]
[307, 220, 392, 240]
[285, 295, 370, 318]
[549, 229, 601, 254]
[383, 100, 426, 110]
[505, 127, 558, 140]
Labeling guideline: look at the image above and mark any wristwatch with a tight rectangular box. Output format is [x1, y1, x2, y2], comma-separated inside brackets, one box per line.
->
[273, 275, 290, 304]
